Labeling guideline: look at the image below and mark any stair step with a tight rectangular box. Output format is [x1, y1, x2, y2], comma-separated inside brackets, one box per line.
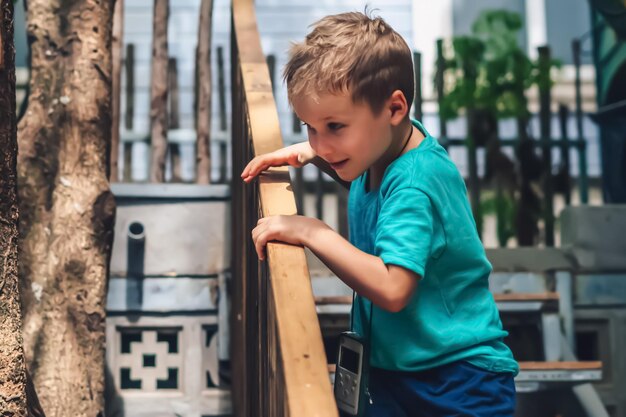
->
[329, 361, 600, 374]
[494, 292, 560, 313]
[315, 293, 560, 313]
[329, 361, 602, 390]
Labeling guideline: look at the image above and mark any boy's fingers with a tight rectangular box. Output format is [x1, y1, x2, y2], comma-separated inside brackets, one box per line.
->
[254, 230, 269, 261]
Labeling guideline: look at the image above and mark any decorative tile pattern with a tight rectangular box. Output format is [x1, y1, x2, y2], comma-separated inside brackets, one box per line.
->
[203, 325, 220, 388]
[117, 328, 182, 391]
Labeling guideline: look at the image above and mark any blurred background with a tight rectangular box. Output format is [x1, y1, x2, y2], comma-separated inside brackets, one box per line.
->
[7, 0, 626, 416]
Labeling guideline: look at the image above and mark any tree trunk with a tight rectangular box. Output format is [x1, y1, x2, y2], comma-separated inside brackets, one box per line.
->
[195, 0, 213, 184]
[16, 1, 116, 417]
[0, 2, 29, 416]
[149, 0, 169, 182]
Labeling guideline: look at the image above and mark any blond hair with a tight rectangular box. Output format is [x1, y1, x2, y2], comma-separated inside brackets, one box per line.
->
[283, 11, 414, 115]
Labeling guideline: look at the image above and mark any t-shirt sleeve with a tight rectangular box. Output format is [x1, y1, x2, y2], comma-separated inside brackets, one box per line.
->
[375, 187, 433, 277]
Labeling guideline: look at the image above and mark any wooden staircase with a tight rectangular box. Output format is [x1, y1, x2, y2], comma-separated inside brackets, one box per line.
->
[309, 248, 606, 416]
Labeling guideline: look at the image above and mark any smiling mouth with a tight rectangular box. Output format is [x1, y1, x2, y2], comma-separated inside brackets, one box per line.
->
[329, 159, 349, 170]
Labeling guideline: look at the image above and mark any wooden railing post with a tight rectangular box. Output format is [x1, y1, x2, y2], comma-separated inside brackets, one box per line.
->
[123, 43, 134, 182]
[196, 0, 213, 184]
[110, 0, 124, 182]
[538, 46, 555, 246]
[230, 0, 338, 415]
[149, 0, 169, 183]
[413, 51, 422, 121]
[435, 39, 448, 147]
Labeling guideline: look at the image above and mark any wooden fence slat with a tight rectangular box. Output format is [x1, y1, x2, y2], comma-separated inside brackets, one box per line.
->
[413, 51, 422, 121]
[168, 57, 182, 182]
[168, 57, 180, 129]
[149, 0, 169, 183]
[110, 0, 124, 182]
[231, 0, 338, 415]
[0, 22, 4, 69]
[538, 46, 555, 246]
[217, 46, 227, 132]
[196, 0, 213, 184]
[124, 43, 135, 131]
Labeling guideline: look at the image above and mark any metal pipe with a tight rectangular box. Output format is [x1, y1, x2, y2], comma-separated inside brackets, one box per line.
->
[126, 221, 145, 311]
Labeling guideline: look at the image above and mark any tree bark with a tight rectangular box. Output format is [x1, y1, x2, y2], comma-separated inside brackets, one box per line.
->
[195, 0, 213, 184]
[150, 0, 169, 183]
[110, 0, 124, 182]
[0, 2, 29, 416]
[16, 1, 116, 416]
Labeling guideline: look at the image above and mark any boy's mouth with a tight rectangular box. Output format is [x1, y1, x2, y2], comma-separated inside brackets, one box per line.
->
[329, 159, 349, 170]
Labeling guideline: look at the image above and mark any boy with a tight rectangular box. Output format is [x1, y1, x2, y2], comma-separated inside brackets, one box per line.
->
[241, 11, 518, 417]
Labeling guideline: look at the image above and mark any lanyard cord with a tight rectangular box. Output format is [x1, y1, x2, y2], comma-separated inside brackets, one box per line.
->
[349, 292, 374, 346]
[347, 124, 414, 357]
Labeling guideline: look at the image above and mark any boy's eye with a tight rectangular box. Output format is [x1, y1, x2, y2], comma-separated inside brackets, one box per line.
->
[302, 122, 316, 133]
[328, 122, 344, 131]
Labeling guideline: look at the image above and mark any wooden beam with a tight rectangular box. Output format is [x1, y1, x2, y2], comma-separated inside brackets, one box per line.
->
[149, 0, 169, 183]
[168, 57, 181, 181]
[124, 43, 134, 131]
[232, 0, 338, 415]
[0, 6, 4, 70]
[110, 0, 124, 182]
[195, 0, 213, 184]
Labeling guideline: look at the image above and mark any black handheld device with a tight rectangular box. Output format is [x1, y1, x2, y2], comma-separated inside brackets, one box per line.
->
[334, 331, 370, 416]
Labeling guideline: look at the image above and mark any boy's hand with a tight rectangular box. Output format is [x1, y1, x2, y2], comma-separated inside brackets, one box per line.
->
[251, 215, 328, 261]
[241, 142, 316, 183]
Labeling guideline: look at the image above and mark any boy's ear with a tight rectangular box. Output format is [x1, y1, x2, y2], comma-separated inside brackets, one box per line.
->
[388, 90, 409, 126]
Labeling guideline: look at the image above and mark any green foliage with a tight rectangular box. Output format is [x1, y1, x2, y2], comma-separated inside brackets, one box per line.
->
[438, 9, 559, 121]
[480, 191, 516, 247]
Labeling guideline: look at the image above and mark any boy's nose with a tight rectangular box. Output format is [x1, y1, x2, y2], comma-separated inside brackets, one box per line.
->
[310, 137, 334, 161]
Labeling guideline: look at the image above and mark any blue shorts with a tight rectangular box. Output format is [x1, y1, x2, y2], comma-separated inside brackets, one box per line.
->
[361, 361, 516, 417]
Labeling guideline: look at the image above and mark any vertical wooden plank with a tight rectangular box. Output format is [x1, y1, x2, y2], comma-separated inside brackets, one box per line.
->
[295, 167, 304, 215]
[196, 0, 214, 184]
[217, 46, 227, 181]
[149, 0, 169, 183]
[168, 57, 182, 182]
[315, 168, 324, 221]
[435, 39, 447, 145]
[168, 58, 180, 129]
[266, 54, 276, 92]
[466, 113, 482, 237]
[229, 21, 247, 417]
[0, 45, 3, 73]
[558, 104, 571, 205]
[337, 182, 349, 239]
[413, 51, 422, 121]
[219, 142, 227, 183]
[110, 0, 124, 182]
[124, 43, 135, 131]
[0, 5, 4, 70]
[217, 46, 227, 132]
[123, 43, 134, 182]
[572, 39, 589, 203]
[538, 46, 554, 246]
[232, 1, 338, 415]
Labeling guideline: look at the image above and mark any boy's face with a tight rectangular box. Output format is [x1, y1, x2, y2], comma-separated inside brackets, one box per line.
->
[292, 91, 395, 182]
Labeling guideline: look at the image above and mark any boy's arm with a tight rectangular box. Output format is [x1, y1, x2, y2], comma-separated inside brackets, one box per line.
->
[252, 215, 418, 312]
[306, 223, 418, 312]
[241, 141, 350, 189]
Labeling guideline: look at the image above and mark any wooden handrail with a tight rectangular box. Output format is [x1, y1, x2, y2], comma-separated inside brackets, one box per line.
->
[230, 0, 338, 416]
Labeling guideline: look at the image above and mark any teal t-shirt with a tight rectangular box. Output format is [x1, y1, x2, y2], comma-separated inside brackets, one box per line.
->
[349, 119, 518, 375]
